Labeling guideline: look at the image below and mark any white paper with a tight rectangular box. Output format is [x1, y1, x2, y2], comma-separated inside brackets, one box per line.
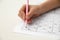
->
[14, 8, 60, 36]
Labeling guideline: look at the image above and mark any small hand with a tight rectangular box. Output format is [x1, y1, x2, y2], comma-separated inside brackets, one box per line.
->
[18, 5, 40, 23]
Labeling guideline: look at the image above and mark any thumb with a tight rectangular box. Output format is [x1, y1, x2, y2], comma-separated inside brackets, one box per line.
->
[26, 13, 32, 24]
[26, 12, 33, 20]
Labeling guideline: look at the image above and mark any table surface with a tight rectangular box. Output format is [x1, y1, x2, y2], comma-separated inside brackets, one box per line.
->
[0, 0, 60, 40]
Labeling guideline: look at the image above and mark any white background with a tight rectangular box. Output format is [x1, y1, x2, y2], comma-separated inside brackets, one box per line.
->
[0, 0, 60, 40]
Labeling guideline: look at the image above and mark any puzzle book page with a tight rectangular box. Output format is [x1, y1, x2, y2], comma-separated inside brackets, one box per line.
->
[14, 8, 60, 36]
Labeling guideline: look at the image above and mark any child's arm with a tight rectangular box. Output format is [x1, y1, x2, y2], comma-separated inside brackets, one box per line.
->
[37, 0, 60, 15]
[58, 0, 60, 6]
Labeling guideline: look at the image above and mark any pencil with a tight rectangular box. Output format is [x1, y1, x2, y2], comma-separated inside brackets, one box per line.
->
[25, 0, 29, 27]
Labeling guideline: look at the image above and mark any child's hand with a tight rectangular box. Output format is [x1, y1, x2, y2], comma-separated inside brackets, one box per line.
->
[18, 5, 41, 23]
[18, 0, 60, 23]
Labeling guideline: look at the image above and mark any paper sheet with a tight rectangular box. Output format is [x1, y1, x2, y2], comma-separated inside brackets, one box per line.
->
[14, 8, 60, 35]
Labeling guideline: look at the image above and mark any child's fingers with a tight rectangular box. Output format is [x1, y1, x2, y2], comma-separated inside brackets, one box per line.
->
[27, 19, 32, 24]
[27, 6, 41, 19]
[18, 11, 26, 20]
[18, 5, 26, 20]
[26, 8, 34, 20]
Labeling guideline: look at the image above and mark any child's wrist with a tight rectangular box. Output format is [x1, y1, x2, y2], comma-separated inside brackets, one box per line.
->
[48, 0, 59, 7]
[36, 0, 60, 15]
[48, 0, 60, 7]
